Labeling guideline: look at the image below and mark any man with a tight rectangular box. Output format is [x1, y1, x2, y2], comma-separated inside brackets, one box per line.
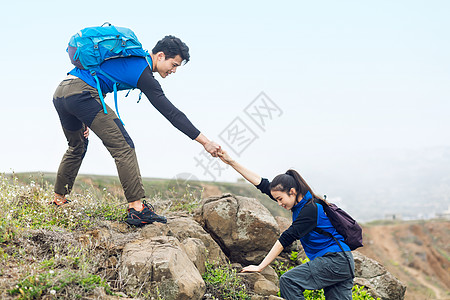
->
[53, 35, 221, 226]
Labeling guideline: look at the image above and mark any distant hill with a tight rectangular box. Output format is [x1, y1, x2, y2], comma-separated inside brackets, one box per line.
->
[309, 146, 450, 222]
[359, 220, 450, 300]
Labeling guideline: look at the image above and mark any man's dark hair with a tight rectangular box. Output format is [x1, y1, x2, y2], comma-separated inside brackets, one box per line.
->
[152, 35, 190, 64]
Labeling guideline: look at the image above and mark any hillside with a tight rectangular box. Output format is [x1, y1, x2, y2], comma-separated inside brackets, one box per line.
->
[359, 220, 450, 300]
[5, 172, 450, 299]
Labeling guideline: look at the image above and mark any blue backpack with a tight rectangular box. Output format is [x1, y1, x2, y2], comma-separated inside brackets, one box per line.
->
[67, 22, 152, 124]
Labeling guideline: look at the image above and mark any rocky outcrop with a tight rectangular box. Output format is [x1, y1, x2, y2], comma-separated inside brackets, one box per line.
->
[99, 193, 406, 300]
[353, 251, 407, 300]
[141, 215, 228, 265]
[194, 193, 280, 264]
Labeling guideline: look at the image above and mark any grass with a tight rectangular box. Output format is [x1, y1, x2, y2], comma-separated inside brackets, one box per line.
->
[0, 174, 126, 232]
[0, 173, 142, 299]
[8, 270, 112, 299]
[202, 262, 251, 300]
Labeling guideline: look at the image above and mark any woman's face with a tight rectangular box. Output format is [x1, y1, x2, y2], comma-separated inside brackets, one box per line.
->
[271, 188, 299, 210]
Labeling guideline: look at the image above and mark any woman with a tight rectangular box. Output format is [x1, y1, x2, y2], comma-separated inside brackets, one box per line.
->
[218, 150, 354, 300]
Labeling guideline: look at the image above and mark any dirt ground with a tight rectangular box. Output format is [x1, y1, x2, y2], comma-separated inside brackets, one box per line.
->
[201, 184, 222, 198]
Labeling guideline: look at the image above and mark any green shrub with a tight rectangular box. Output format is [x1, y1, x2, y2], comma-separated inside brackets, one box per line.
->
[301, 285, 379, 300]
[8, 270, 112, 300]
[289, 251, 298, 261]
[203, 262, 251, 300]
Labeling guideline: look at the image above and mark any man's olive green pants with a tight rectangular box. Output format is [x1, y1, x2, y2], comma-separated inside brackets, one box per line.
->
[53, 76, 145, 203]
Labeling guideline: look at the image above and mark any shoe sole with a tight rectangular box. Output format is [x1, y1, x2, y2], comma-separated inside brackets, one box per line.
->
[126, 218, 167, 227]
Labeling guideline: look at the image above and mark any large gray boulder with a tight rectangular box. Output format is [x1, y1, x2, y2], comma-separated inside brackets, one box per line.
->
[195, 194, 280, 265]
[120, 236, 205, 300]
[140, 215, 228, 266]
[353, 251, 407, 300]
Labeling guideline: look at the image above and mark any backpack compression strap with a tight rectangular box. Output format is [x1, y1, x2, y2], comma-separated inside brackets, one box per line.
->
[91, 71, 108, 115]
[90, 70, 125, 126]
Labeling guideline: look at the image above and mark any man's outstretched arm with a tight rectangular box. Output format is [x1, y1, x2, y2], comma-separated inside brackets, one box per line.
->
[137, 66, 220, 156]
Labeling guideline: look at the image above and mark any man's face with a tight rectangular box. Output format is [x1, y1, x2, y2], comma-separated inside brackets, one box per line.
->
[156, 54, 183, 78]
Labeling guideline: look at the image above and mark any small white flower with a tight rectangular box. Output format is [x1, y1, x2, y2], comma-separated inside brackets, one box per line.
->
[50, 289, 56, 295]
[49, 270, 55, 274]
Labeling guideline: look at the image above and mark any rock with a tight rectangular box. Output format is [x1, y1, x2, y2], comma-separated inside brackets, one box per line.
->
[275, 216, 291, 232]
[231, 262, 243, 270]
[93, 286, 107, 298]
[250, 293, 284, 300]
[254, 279, 279, 296]
[120, 236, 205, 300]
[275, 216, 300, 253]
[353, 251, 407, 300]
[354, 251, 386, 278]
[196, 194, 280, 264]
[354, 277, 382, 299]
[261, 266, 279, 286]
[238, 267, 279, 297]
[181, 238, 207, 274]
[141, 216, 228, 265]
[140, 221, 169, 237]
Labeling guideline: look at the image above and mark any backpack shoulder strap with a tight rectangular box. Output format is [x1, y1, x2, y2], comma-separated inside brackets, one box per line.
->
[312, 199, 355, 278]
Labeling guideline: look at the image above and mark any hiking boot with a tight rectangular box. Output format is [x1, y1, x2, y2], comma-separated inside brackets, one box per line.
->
[51, 193, 70, 206]
[126, 201, 167, 227]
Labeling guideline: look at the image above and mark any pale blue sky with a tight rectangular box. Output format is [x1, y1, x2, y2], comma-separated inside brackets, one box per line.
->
[1, 1, 449, 218]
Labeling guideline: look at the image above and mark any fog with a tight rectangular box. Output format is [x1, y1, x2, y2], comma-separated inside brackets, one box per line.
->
[1, 0, 449, 221]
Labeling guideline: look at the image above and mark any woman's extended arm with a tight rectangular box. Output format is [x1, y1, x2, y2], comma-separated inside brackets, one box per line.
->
[241, 240, 284, 272]
[218, 150, 261, 186]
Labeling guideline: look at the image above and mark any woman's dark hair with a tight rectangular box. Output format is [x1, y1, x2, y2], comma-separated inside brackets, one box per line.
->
[269, 169, 326, 204]
[152, 35, 190, 64]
